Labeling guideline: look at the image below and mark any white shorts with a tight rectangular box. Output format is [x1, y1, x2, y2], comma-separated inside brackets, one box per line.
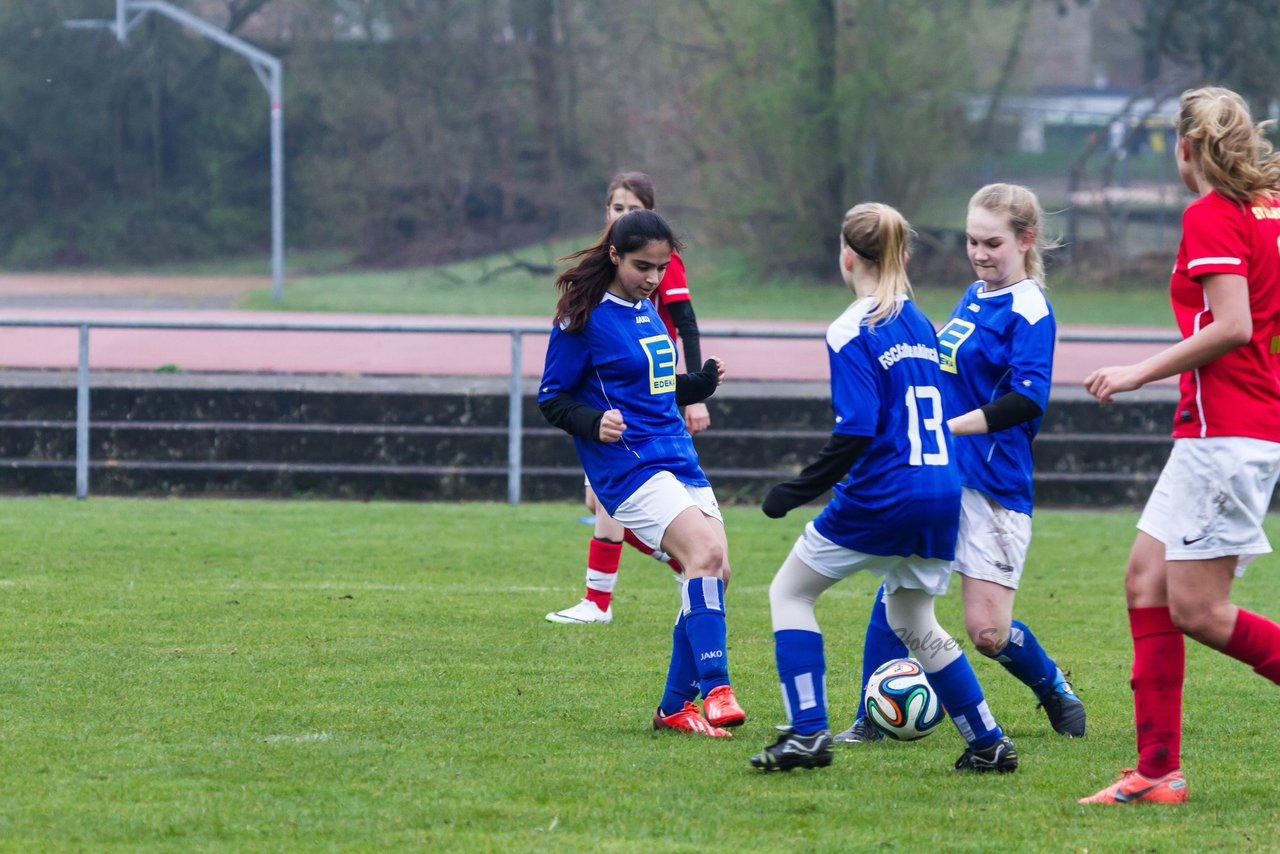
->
[954, 487, 1032, 589]
[611, 471, 722, 551]
[790, 521, 953, 597]
[1138, 436, 1280, 574]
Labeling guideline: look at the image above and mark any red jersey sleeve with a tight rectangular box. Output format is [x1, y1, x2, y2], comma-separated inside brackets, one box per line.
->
[1181, 195, 1248, 280]
[653, 251, 691, 347]
[657, 251, 692, 305]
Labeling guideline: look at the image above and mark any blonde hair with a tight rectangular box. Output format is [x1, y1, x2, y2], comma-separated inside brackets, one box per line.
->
[1178, 86, 1280, 204]
[841, 203, 914, 326]
[969, 183, 1056, 286]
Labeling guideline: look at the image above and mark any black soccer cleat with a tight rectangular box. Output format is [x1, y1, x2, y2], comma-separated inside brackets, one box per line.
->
[750, 727, 834, 772]
[832, 717, 883, 744]
[954, 735, 1018, 773]
[1037, 670, 1086, 738]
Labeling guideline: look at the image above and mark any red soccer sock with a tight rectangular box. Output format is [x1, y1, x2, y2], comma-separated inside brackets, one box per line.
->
[623, 528, 684, 575]
[1129, 606, 1185, 779]
[583, 538, 622, 611]
[1225, 608, 1280, 684]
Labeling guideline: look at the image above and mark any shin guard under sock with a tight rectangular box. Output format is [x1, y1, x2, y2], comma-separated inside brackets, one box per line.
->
[1130, 606, 1184, 779]
[682, 576, 729, 693]
[583, 538, 622, 611]
[774, 628, 828, 735]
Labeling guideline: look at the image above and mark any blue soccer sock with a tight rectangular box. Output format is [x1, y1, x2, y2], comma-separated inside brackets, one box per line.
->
[682, 576, 729, 694]
[859, 585, 910, 718]
[926, 654, 1004, 749]
[990, 619, 1060, 698]
[774, 628, 828, 735]
[658, 609, 699, 716]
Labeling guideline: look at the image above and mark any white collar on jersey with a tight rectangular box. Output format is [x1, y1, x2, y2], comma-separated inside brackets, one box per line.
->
[827, 294, 911, 350]
[600, 292, 645, 309]
[975, 277, 1037, 298]
[974, 278, 1050, 324]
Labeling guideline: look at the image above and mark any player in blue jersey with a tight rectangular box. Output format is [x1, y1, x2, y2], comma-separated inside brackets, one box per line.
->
[835, 184, 1086, 746]
[546, 173, 697, 626]
[539, 209, 746, 737]
[750, 202, 1017, 772]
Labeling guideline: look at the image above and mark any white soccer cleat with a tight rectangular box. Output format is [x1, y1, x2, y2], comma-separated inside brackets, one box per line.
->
[545, 598, 613, 624]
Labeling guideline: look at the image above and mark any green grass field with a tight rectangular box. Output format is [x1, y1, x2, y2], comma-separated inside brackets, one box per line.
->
[1, 498, 1277, 851]
[231, 241, 1177, 327]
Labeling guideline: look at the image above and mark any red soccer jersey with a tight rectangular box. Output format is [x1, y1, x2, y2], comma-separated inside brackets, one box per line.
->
[1169, 190, 1280, 440]
[654, 250, 691, 346]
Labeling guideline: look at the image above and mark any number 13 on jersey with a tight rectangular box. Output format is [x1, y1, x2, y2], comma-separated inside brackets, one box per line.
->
[904, 386, 948, 466]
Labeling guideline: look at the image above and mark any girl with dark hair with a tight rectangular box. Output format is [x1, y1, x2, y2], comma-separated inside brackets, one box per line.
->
[546, 172, 706, 625]
[539, 210, 745, 737]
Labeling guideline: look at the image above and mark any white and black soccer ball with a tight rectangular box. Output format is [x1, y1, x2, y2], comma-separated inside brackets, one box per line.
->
[864, 657, 945, 741]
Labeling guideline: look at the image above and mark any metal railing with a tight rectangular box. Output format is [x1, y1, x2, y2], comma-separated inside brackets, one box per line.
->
[0, 317, 1179, 503]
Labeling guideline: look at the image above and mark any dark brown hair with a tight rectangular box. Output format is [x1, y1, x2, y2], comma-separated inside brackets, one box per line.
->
[554, 210, 681, 333]
[606, 172, 657, 210]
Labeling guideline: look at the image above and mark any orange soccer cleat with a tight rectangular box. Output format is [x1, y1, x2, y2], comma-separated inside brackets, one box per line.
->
[1078, 768, 1188, 804]
[652, 702, 732, 737]
[702, 684, 746, 728]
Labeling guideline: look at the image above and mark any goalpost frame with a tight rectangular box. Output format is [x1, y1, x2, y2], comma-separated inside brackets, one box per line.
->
[66, 0, 285, 303]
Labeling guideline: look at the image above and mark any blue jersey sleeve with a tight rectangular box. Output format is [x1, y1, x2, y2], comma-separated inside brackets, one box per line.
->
[1006, 310, 1055, 412]
[829, 342, 879, 437]
[538, 323, 592, 404]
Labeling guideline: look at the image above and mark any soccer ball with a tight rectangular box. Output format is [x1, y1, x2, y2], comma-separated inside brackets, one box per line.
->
[864, 657, 945, 741]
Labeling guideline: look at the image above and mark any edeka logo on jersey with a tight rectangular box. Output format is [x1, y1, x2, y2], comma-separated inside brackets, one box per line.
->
[639, 335, 677, 395]
[936, 318, 976, 374]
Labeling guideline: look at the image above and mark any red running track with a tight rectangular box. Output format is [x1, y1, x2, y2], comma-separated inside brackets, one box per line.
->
[0, 307, 1174, 386]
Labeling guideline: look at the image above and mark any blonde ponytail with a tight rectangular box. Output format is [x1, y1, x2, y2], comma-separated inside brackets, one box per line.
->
[1178, 86, 1280, 204]
[841, 203, 914, 326]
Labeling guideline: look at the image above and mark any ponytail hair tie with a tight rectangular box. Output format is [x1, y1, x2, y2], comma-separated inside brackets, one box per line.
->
[850, 244, 880, 263]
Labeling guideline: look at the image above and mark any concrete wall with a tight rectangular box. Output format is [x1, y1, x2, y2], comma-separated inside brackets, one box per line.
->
[0, 370, 1182, 508]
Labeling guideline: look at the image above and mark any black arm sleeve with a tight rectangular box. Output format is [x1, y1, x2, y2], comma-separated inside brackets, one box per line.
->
[979, 391, 1044, 433]
[675, 358, 721, 406]
[538, 393, 605, 440]
[762, 433, 871, 518]
[666, 300, 702, 369]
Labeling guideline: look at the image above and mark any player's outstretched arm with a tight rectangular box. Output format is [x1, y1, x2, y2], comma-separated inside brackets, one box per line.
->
[761, 433, 870, 518]
[949, 391, 1044, 435]
[1086, 274, 1251, 405]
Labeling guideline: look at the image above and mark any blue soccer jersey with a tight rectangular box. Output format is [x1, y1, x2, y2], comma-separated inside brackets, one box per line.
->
[812, 298, 961, 560]
[934, 278, 1055, 515]
[538, 292, 709, 515]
